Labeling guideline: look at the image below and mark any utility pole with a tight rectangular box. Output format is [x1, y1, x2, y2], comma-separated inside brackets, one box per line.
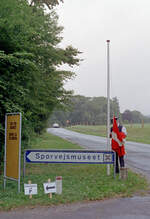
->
[106, 40, 111, 176]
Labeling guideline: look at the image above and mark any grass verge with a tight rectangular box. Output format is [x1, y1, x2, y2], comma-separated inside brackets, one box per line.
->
[0, 132, 149, 211]
[67, 123, 150, 144]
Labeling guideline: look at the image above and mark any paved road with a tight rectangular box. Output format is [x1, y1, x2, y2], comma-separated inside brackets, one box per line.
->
[1, 128, 150, 219]
[47, 128, 150, 179]
[1, 196, 150, 219]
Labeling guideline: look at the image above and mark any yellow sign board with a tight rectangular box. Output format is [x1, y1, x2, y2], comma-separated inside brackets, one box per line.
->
[5, 113, 21, 179]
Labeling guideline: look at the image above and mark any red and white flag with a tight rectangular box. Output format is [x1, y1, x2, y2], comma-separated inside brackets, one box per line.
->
[112, 117, 123, 147]
[111, 117, 126, 156]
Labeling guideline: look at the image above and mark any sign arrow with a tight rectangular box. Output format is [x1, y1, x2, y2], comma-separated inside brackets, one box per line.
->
[46, 185, 55, 190]
[43, 182, 56, 194]
[25, 149, 114, 164]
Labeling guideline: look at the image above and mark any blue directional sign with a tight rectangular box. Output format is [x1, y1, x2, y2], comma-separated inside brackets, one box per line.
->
[25, 149, 115, 164]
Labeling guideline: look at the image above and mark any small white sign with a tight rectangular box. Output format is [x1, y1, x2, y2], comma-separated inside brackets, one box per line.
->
[24, 184, 38, 195]
[43, 182, 56, 194]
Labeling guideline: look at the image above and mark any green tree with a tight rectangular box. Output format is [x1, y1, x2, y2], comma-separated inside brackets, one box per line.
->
[29, 0, 63, 9]
[49, 95, 121, 126]
[121, 110, 133, 123]
[111, 97, 120, 118]
[121, 110, 150, 124]
[0, 0, 80, 168]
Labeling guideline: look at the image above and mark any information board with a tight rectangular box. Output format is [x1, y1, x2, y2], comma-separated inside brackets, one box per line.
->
[25, 149, 114, 164]
[4, 113, 22, 192]
[24, 149, 115, 178]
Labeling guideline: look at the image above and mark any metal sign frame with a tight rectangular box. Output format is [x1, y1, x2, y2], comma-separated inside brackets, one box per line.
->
[24, 149, 116, 177]
[4, 112, 22, 193]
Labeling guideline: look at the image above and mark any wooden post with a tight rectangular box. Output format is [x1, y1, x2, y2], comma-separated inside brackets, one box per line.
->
[28, 180, 32, 199]
[48, 178, 52, 199]
[120, 168, 128, 180]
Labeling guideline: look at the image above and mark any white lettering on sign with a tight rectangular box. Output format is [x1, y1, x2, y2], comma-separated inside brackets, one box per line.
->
[24, 184, 37, 195]
[26, 150, 114, 164]
[43, 182, 56, 194]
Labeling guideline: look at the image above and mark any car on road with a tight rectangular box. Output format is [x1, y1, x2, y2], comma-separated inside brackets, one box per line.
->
[52, 123, 59, 128]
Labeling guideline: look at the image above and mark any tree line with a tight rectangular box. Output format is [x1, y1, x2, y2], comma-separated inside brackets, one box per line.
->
[49, 95, 150, 126]
[0, 0, 80, 167]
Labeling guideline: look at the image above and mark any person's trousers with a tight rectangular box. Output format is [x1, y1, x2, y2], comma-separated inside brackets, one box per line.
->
[115, 152, 125, 173]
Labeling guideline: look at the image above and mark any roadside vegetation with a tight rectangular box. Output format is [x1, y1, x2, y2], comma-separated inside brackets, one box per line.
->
[0, 132, 149, 211]
[49, 95, 150, 127]
[0, 0, 149, 212]
[0, 0, 80, 168]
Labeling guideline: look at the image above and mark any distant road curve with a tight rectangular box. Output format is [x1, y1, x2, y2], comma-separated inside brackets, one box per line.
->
[47, 128, 150, 179]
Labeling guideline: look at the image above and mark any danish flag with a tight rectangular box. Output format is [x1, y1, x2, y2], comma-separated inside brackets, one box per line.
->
[112, 117, 124, 147]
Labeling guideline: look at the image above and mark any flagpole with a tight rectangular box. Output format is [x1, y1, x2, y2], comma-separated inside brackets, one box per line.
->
[106, 40, 111, 175]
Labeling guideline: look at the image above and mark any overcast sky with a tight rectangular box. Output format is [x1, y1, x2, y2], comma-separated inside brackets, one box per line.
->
[56, 0, 150, 115]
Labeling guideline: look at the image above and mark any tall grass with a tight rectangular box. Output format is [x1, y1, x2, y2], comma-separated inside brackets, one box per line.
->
[0, 132, 149, 211]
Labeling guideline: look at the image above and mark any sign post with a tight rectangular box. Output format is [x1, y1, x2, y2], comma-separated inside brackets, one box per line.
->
[24, 181, 38, 198]
[43, 179, 56, 198]
[106, 40, 111, 176]
[24, 149, 115, 177]
[4, 113, 22, 193]
[25, 149, 114, 164]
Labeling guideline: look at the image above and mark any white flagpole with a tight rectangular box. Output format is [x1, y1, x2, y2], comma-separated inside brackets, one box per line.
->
[106, 40, 111, 175]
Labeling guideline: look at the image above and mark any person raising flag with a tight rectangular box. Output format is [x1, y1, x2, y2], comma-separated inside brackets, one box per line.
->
[110, 117, 127, 174]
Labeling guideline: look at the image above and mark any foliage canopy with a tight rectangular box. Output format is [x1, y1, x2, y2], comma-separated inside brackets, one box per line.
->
[29, 0, 63, 9]
[0, 0, 80, 165]
[49, 95, 121, 126]
[49, 95, 150, 126]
